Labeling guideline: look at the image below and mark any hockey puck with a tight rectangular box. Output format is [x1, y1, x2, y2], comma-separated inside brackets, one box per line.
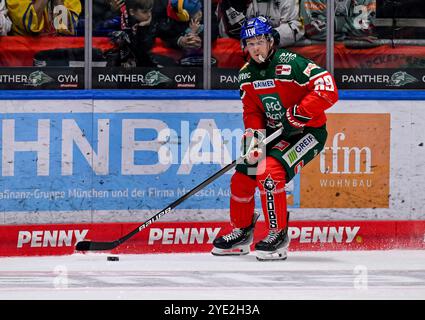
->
[107, 256, 119, 261]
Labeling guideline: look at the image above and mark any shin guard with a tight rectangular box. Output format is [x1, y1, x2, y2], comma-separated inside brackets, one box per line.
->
[256, 157, 288, 231]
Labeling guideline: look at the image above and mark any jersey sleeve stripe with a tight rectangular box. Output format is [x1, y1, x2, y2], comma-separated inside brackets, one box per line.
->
[309, 70, 329, 81]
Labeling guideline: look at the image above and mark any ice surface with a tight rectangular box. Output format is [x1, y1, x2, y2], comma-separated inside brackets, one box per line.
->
[0, 250, 424, 300]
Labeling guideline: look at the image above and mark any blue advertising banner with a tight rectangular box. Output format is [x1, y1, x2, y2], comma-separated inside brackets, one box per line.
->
[0, 100, 300, 214]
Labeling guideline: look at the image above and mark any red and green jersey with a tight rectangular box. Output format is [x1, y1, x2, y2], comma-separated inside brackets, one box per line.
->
[238, 48, 339, 131]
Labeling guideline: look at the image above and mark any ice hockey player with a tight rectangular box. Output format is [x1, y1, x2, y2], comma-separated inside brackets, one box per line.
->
[211, 16, 339, 261]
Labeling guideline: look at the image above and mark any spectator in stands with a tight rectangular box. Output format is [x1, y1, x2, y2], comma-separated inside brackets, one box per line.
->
[159, 0, 204, 51]
[0, 0, 12, 35]
[215, 0, 248, 39]
[74, 0, 121, 36]
[107, 0, 175, 67]
[300, 0, 376, 41]
[156, 0, 217, 54]
[246, 0, 304, 47]
[90, 0, 122, 36]
[150, 0, 218, 65]
[215, 0, 304, 47]
[345, 0, 376, 40]
[123, 0, 158, 66]
[6, 0, 81, 36]
[177, 5, 204, 57]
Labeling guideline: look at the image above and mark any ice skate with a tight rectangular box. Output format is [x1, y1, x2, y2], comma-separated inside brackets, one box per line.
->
[211, 211, 260, 256]
[255, 229, 290, 261]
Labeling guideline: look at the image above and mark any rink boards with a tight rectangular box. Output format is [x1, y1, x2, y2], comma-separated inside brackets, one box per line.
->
[0, 92, 424, 255]
[0, 220, 424, 256]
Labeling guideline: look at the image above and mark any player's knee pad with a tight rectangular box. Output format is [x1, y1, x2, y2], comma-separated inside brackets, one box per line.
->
[256, 156, 286, 183]
[231, 171, 257, 197]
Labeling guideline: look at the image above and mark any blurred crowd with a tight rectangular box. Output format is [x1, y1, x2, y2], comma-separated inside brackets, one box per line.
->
[1, 0, 415, 67]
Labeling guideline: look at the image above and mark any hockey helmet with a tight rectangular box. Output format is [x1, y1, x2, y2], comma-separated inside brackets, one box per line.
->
[240, 16, 273, 48]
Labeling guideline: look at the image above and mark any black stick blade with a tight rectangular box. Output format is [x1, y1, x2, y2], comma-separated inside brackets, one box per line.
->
[75, 240, 119, 251]
[75, 241, 93, 251]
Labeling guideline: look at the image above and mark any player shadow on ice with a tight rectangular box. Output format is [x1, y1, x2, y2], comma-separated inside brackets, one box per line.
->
[219, 253, 341, 263]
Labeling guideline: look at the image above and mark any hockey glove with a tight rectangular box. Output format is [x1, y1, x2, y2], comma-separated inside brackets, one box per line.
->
[241, 128, 265, 165]
[281, 105, 312, 137]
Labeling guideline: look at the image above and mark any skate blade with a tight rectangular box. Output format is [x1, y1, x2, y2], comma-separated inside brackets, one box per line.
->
[255, 248, 287, 261]
[211, 246, 250, 256]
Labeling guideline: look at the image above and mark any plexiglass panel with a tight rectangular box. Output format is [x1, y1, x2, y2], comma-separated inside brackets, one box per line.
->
[0, 0, 423, 90]
[92, 0, 204, 89]
[0, 0, 85, 89]
[333, 0, 425, 89]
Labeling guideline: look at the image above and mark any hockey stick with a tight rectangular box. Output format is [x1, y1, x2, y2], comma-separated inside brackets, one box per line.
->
[75, 127, 283, 251]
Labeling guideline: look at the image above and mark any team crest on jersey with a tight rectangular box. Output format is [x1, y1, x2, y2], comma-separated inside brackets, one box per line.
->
[303, 63, 320, 77]
[253, 79, 275, 89]
[260, 94, 284, 126]
[275, 64, 292, 76]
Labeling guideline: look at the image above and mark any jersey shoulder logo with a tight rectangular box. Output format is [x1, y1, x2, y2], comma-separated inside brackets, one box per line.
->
[303, 63, 321, 77]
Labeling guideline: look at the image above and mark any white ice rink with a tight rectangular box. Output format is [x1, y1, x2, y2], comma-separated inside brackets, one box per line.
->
[0, 250, 424, 300]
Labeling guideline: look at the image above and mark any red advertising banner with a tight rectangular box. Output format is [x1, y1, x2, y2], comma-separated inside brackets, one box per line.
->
[2, 37, 425, 69]
[0, 220, 424, 257]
